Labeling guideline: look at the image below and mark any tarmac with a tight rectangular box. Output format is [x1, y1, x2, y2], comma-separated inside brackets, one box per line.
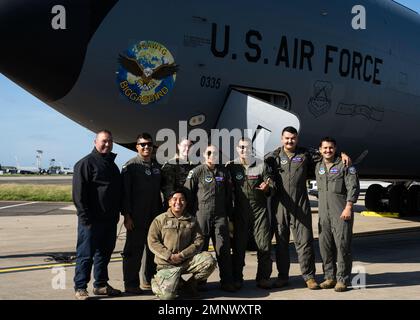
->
[1, 191, 420, 301]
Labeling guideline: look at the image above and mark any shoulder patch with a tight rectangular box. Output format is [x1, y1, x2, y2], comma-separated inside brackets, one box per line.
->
[348, 166, 357, 175]
[187, 170, 194, 179]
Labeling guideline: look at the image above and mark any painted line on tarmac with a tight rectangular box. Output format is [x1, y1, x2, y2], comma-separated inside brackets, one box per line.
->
[0, 245, 216, 274]
[0, 202, 37, 210]
[0, 257, 123, 274]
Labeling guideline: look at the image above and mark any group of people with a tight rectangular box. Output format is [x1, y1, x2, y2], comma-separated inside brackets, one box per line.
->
[72, 126, 360, 300]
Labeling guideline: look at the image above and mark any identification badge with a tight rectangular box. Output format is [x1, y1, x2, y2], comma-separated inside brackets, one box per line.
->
[215, 176, 224, 182]
[330, 167, 339, 174]
[145, 169, 151, 175]
[153, 168, 160, 175]
[319, 167, 326, 175]
[292, 157, 303, 163]
[205, 176, 213, 183]
[235, 174, 244, 180]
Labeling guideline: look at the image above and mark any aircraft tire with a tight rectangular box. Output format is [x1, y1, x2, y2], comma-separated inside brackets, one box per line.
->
[389, 184, 408, 215]
[365, 184, 386, 212]
[407, 185, 420, 216]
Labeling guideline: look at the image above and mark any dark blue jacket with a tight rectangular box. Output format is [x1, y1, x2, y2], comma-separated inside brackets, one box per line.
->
[72, 148, 122, 225]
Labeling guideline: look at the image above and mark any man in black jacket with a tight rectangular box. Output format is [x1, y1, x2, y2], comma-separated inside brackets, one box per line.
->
[73, 130, 122, 300]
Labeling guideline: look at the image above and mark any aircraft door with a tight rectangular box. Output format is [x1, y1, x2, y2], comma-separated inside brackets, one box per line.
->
[215, 89, 300, 160]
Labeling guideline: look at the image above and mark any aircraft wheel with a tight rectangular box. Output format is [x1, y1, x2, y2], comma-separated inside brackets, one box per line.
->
[365, 184, 386, 212]
[389, 184, 408, 215]
[407, 185, 420, 216]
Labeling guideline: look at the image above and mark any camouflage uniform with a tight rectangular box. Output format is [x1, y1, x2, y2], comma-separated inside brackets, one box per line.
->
[265, 146, 319, 282]
[121, 154, 162, 289]
[147, 210, 216, 300]
[161, 156, 196, 208]
[315, 159, 359, 284]
[227, 158, 275, 284]
[184, 163, 234, 285]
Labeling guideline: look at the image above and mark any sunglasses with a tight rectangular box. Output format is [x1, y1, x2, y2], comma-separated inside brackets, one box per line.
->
[137, 142, 153, 148]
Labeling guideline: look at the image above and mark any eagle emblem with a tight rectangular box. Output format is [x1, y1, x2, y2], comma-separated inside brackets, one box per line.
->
[118, 54, 179, 86]
[117, 41, 178, 105]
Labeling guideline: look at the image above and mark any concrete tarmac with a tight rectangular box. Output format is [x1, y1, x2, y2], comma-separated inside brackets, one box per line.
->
[1, 197, 420, 300]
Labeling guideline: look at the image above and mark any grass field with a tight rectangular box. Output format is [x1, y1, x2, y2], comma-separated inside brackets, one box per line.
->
[0, 184, 72, 201]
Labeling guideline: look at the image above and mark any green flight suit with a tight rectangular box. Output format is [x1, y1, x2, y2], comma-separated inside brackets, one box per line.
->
[121, 154, 163, 288]
[227, 158, 275, 284]
[184, 163, 234, 284]
[315, 158, 360, 284]
[265, 146, 318, 282]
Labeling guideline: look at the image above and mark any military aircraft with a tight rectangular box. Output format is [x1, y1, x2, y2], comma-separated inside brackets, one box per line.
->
[14, 158, 40, 174]
[1, 0, 419, 214]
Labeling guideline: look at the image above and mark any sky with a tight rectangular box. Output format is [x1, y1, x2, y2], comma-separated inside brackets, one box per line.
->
[0, 0, 419, 170]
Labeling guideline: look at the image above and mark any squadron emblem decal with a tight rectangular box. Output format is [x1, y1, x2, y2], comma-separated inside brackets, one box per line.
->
[117, 41, 179, 105]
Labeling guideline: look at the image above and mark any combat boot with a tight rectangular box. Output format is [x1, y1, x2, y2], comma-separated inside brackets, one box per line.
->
[75, 289, 89, 300]
[320, 279, 337, 289]
[272, 278, 288, 288]
[182, 277, 201, 298]
[141, 281, 152, 290]
[197, 280, 209, 292]
[233, 280, 243, 290]
[220, 282, 237, 292]
[334, 281, 348, 292]
[305, 278, 321, 290]
[125, 287, 144, 295]
[177, 278, 187, 290]
[93, 284, 122, 296]
[256, 279, 272, 290]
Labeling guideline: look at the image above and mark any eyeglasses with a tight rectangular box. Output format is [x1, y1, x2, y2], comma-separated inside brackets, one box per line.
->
[238, 145, 250, 150]
[137, 142, 153, 148]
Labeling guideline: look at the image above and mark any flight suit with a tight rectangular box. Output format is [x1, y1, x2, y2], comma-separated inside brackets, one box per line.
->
[161, 156, 196, 207]
[121, 154, 163, 289]
[147, 210, 216, 300]
[227, 158, 275, 284]
[265, 146, 319, 282]
[315, 158, 359, 284]
[184, 163, 234, 284]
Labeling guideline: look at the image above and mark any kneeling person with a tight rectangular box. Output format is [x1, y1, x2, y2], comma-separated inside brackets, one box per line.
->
[147, 189, 216, 300]
[316, 137, 360, 292]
